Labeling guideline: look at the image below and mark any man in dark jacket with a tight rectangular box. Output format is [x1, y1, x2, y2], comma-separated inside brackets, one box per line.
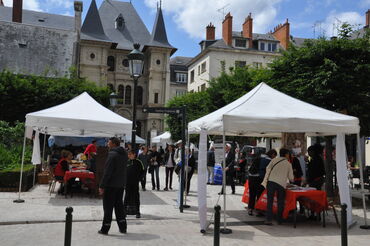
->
[138, 146, 150, 191]
[124, 150, 145, 218]
[98, 137, 128, 235]
[207, 147, 215, 184]
[219, 143, 235, 195]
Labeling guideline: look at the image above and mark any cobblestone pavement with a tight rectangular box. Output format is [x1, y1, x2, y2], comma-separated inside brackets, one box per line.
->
[0, 168, 369, 245]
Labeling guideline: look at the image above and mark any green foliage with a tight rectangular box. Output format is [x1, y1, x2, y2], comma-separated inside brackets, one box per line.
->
[166, 91, 212, 141]
[0, 70, 111, 123]
[0, 144, 32, 171]
[266, 34, 370, 135]
[337, 22, 354, 39]
[0, 121, 25, 147]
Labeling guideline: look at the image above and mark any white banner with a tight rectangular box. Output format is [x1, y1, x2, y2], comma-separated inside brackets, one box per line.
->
[197, 129, 208, 231]
[31, 131, 41, 165]
[336, 133, 352, 225]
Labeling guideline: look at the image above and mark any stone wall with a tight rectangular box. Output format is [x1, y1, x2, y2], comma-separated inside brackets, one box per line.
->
[0, 21, 76, 77]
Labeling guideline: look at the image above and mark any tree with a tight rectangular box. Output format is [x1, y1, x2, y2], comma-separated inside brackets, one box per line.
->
[166, 91, 212, 141]
[266, 33, 370, 136]
[0, 71, 111, 123]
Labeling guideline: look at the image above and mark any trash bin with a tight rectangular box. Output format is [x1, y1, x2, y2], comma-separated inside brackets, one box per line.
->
[214, 164, 223, 185]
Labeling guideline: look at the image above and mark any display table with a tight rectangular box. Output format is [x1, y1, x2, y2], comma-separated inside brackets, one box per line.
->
[63, 170, 95, 197]
[242, 181, 328, 227]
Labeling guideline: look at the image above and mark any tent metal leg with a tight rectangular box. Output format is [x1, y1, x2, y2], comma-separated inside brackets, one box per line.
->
[42, 132, 47, 170]
[357, 134, 370, 229]
[220, 130, 232, 234]
[14, 131, 27, 203]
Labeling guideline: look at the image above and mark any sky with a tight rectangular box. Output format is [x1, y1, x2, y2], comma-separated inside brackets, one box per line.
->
[3, 0, 369, 57]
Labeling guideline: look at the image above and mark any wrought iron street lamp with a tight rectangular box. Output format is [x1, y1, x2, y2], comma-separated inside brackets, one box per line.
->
[109, 92, 118, 108]
[127, 43, 144, 151]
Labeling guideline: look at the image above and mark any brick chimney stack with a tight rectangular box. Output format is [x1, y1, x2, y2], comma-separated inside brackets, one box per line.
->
[206, 23, 215, 40]
[366, 9, 370, 28]
[272, 19, 290, 50]
[12, 0, 23, 23]
[243, 13, 253, 48]
[222, 12, 233, 46]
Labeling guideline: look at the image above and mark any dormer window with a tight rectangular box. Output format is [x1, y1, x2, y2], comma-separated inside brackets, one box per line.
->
[235, 38, 247, 48]
[115, 14, 124, 30]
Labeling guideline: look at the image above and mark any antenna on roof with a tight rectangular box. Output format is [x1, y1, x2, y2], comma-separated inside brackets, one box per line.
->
[217, 3, 230, 21]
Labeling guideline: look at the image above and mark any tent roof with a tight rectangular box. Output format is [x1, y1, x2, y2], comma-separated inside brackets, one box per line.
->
[188, 82, 359, 136]
[151, 131, 171, 143]
[26, 92, 132, 137]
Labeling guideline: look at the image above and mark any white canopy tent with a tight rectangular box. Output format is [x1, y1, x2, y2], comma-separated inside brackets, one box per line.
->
[189, 82, 366, 231]
[15, 92, 133, 202]
[151, 131, 172, 144]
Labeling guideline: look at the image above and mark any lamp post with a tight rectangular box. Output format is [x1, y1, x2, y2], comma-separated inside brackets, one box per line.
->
[109, 92, 118, 108]
[127, 43, 144, 152]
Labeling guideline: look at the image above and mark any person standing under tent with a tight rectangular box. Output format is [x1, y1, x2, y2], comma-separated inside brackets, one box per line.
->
[207, 146, 216, 184]
[186, 149, 196, 195]
[138, 146, 150, 191]
[262, 148, 294, 225]
[219, 143, 235, 195]
[98, 137, 128, 235]
[124, 150, 145, 218]
[164, 144, 176, 191]
[306, 144, 326, 190]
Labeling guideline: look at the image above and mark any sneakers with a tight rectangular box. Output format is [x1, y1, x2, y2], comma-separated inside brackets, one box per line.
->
[248, 209, 253, 216]
[164, 187, 168, 191]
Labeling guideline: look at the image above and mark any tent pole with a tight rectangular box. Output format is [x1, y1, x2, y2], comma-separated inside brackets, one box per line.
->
[183, 131, 191, 208]
[220, 128, 232, 234]
[14, 130, 27, 203]
[42, 132, 47, 170]
[357, 134, 370, 229]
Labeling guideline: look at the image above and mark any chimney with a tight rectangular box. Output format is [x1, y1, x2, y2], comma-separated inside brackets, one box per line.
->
[74, 1, 83, 36]
[206, 23, 215, 40]
[272, 19, 290, 50]
[242, 13, 253, 48]
[366, 9, 370, 28]
[12, 0, 23, 23]
[222, 12, 233, 46]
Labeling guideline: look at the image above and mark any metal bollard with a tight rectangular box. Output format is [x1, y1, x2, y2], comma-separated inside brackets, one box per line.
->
[65, 207, 73, 246]
[341, 204, 347, 246]
[214, 205, 221, 246]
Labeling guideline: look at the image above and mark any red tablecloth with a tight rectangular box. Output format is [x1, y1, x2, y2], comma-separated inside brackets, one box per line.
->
[64, 171, 95, 184]
[242, 181, 328, 219]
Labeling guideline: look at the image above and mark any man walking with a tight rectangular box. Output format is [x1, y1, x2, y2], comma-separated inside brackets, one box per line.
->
[219, 143, 235, 195]
[207, 146, 215, 184]
[262, 148, 294, 225]
[98, 137, 128, 235]
[138, 146, 150, 191]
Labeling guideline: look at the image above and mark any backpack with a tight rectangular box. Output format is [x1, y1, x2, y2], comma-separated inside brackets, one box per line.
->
[248, 157, 261, 175]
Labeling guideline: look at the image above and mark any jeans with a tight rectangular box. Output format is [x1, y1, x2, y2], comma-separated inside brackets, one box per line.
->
[266, 181, 286, 223]
[207, 166, 214, 183]
[141, 168, 147, 189]
[101, 187, 126, 233]
[165, 167, 174, 189]
[151, 166, 160, 190]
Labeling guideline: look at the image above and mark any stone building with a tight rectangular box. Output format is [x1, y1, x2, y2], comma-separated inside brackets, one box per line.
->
[79, 0, 176, 140]
[169, 56, 192, 100]
[188, 13, 304, 92]
[0, 0, 81, 77]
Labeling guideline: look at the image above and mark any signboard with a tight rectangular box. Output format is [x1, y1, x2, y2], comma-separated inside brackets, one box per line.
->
[142, 107, 182, 114]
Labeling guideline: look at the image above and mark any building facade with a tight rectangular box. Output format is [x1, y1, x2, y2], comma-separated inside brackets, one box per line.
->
[188, 13, 294, 92]
[169, 56, 192, 100]
[79, 0, 176, 141]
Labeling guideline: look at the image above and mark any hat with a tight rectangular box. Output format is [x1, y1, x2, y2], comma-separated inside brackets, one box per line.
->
[175, 140, 183, 145]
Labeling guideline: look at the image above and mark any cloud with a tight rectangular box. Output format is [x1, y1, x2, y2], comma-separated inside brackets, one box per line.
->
[3, 0, 42, 11]
[320, 11, 364, 37]
[144, 0, 282, 39]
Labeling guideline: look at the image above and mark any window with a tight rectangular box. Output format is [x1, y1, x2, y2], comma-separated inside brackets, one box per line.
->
[115, 14, 124, 30]
[252, 62, 262, 68]
[90, 53, 95, 59]
[107, 56, 115, 71]
[118, 85, 124, 104]
[176, 90, 186, 97]
[260, 42, 265, 51]
[176, 73, 187, 83]
[125, 85, 131, 104]
[136, 86, 143, 105]
[156, 59, 161, 65]
[235, 38, 247, 48]
[201, 62, 206, 73]
[190, 70, 195, 83]
[122, 59, 129, 67]
[268, 43, 272, 52]
[201, 84, 206, 92]
[235, 61, 246, 68]
[154, 93, 159, 104]
[272, 43, 277, 52]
